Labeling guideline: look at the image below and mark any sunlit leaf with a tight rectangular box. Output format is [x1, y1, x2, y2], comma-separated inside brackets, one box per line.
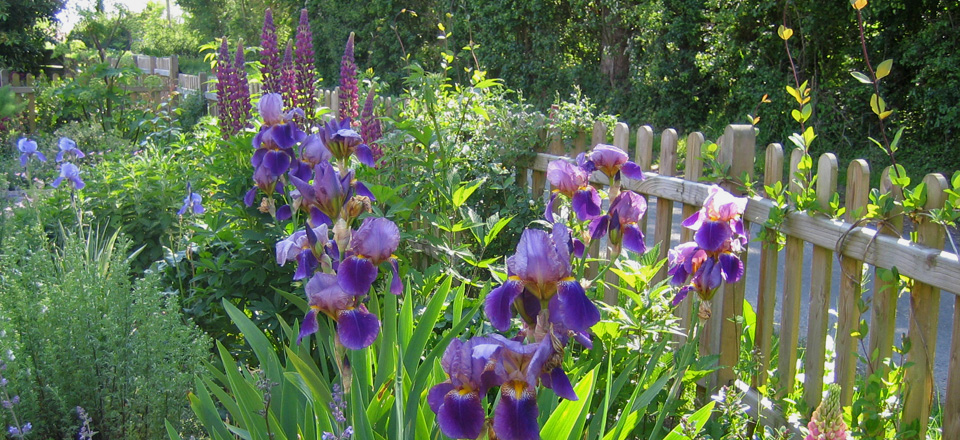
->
[876, 59, 893, 80]
[777, 25, 794, 41]
[851, 0, 867, 10]
[850, 71, 873, 84]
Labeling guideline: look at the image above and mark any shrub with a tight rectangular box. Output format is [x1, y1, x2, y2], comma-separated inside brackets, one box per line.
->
[0, 222, 209, 439]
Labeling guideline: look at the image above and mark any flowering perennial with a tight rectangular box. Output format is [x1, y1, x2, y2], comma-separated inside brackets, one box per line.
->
[259, 9, 282, 94]
[338, 32, 359, 121]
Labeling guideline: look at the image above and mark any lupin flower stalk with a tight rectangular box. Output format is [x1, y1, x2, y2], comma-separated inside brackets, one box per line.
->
[360, 87, 383, 162]
[294, 9, 317, 123]
[215, 38, 235, 136]
[259, 9, 282, 94]
[281, 41, 297, 109]
[806, 384, 848, 440]
[231, 41, 252, 134]
[338, 32, 358, 121]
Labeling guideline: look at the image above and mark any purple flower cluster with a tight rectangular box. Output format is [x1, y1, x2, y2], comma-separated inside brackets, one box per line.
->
[338, 32, 358, 122]
[294, 9, 317, 122]
[0, 362, 31, 439]
[281, 41, 297, 111]
[215, 38, 252, 138]
[259, 9, 282, 94]
[321, 384, 353, 439]
[242, 92, 391, 351]
[360, 88, 383, 163]
[667, 185, 747, 304]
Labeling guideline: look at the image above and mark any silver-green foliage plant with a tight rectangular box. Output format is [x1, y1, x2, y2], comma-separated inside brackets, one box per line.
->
[0, 224, 209, 439]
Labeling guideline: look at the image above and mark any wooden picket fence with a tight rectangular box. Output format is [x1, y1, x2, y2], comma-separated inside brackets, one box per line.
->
[523, 122, 959, 439]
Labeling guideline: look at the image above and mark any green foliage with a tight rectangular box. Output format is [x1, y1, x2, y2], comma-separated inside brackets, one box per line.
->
[0, 0, 62, 71]
[0, 222, 209, 439]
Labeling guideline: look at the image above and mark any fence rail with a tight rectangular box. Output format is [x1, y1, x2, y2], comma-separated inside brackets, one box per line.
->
[524, 123, 959, 440]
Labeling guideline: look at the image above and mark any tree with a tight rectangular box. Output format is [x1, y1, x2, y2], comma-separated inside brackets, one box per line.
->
[0, 0, 64, 71]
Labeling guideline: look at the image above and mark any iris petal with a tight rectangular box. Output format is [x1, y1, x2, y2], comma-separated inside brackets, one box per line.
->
[484, 280, 524, 332]
[427, 382, 455, 414]
[337, 256, 378, 296]
[494, 382, 540, 440]
[621, 161, 644, 180]
[297, 308, 320, 344]
[622, 224, 646, 254]
[437, 391, 486, 440]
[337, 306, 380, 349]
[694, 221, 732, 252]
[544, 368, 577, 401]
[557, 280, 600, 332]
[355, 143, 376, 167]
[719, 253, 744, 284]
[571, 188, 601, 221]
[544, 192, 557, 223]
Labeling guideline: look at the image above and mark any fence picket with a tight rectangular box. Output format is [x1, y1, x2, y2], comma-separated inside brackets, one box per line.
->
[835, 159, 869, 406]
[803, 153, 838, 412]
[946, 297, 960, 440]
[603, 122, 632, 304]
[868, 167, 904, 375]
[777, 148, 806, 398]
[901, 173, 948, 439]
[754, 143, 783, 388]
[636, 126, 654, 240]
[676, 132, 705, 343]
[652, 129, 678, 285]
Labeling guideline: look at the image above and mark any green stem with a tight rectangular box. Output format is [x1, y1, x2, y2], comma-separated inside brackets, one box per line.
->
[649, 298, 703, 440]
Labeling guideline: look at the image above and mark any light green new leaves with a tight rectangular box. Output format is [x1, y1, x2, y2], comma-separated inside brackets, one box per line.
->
[540, 367, 598, 439]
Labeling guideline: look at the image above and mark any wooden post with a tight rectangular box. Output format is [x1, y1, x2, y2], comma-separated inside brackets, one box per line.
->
[0, 69, 7, 87]
[26, 74, 36, 131]
[715, 124, 755, 389]
[169, 54, 179, 77]
[900, 173, 948, 439]
[835, 159, 869, 406]
[675, 132, 705, 344]
[199, 73, 208, 95]
[777, 148, 806, 398]
[148, 56, 157, 75]
[612, 122, 630, 154]
[651, 129, 678, 285]
[754, 143, 783, 388]
[803, 153, 838, 412]
[591, 120, 607, 146]
[868, 166, 904, 374]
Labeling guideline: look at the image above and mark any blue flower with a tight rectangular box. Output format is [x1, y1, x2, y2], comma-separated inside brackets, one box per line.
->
[17, 138, 46, 167]
[56, 137, 85, 162]
[177, 183, 205, 216]
[51, 163, 85, 190]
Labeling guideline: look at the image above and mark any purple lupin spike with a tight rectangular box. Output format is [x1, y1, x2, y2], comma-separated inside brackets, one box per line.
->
[231, 40, 251, 134]
[260, 9, 282, 94]
[295, 9, 317, 124]
[281, 40, 297, 109]
[360, 87, 382, 162]
[215, 37, 235, 138]
[339, 32, 358, 121]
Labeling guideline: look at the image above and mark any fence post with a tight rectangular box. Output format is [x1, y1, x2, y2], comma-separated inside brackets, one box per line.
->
[148, 56, 157, 75]
[835, 159, 869, 406]
[946, 298, 960, 440]
[604, 122, 632, 304]
[26, 74, 36, 132]
[169, 55, 179, 77]
[753, 143, 783, 388]
[199, 73, 208, 95]
[900, 173, 948, 439]
[0, 69, 7, 87]
[651, 128, 678, 286]
[803, 152, 838, 412]
[715, 124, 754, 389]
[777, 148, 806, 398]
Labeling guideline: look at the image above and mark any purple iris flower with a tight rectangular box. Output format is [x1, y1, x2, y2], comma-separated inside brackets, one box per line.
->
[681, 185, 748, 252]
[177, 183, 205, 216]
[485, 224, 600, 333]
[253, 93, 306, 150]
[576, 144, 643, 182]
[300, 133, 332, 167]
[17, 138, 46, 167]
[545, 159, 601, 222]
[51, 163, 84, 190]
[428, 337, 498, 439]
[319, 118, 375, 167]
[297, 272, 380, 349]
[56, 137, 85, 162]
[477, 333, 578, 440]
[289, 161, 348, 225]
[589, 190, 647, 254]
[276, 224, 331, 280]
[337, 217, 402, 296]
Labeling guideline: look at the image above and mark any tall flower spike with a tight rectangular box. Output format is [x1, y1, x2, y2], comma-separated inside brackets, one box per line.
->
[360, 87, 383, 162]
[215, 37, 235, 137]
[281, 41, 297, 109]
[295, 9, 317, 125]
[231, 41, 252, 133]
[339, 32, 358, 121]
[806, 384, 848, 440]
[259, 9, 281, 94]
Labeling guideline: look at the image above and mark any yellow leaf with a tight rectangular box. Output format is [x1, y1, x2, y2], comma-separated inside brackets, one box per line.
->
[879, 110, 893, 120]
[851, 0, 867, 10]
[778, 25, 794, 41]
[786, 85, 801, 103]
[876, 59, 893, 80]
[791, 109, 803, 123]
[753, 116, 761, 124]
[438, 22, 445, 31]
[870, 94, 881, 115]
[801, 97, 811, 105]
[762, 94, 771, 103]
